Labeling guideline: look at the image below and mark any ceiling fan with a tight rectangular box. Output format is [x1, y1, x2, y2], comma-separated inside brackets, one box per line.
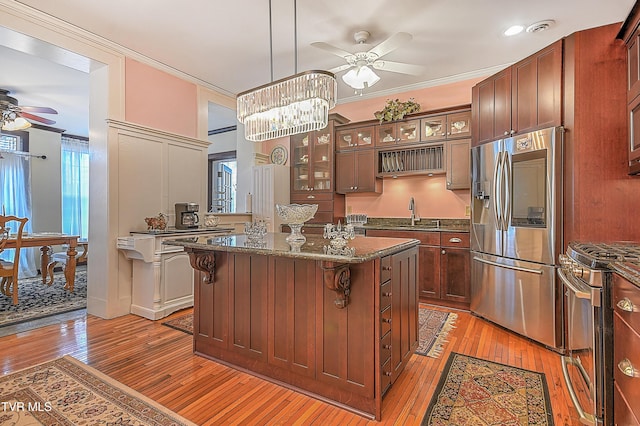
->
[0, 89, 58, 131]
[311, 31, 425, 91]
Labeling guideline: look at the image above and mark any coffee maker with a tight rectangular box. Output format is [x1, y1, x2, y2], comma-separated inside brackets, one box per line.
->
[174, 203, 199, 229]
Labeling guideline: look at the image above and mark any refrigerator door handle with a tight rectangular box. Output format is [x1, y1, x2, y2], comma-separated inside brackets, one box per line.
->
[502, 151, 511, 227]
[473, 256, 544, 275]
[493, 151, 503, 230]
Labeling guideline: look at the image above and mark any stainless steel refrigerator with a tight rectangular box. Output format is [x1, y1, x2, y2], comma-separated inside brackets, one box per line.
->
[470, 126, 564, 350]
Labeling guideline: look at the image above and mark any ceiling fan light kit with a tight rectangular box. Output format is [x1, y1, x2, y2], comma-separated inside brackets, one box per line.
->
[0, 89, 57, 131]
[342, 65, 380, 91]
[237, 70, 337, 142]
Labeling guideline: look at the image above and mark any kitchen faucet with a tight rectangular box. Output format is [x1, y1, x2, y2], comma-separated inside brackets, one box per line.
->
[409, 197, 419, 226]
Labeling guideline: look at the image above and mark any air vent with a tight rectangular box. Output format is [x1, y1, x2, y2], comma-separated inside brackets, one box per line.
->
[526, 20, 555, 33]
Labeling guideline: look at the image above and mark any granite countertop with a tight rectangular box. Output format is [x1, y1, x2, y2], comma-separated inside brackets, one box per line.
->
[611, 261, 640, 288]
[303, 217, 470, 233]
[130, 226, 234, 236]
[164, 233, 420, 264]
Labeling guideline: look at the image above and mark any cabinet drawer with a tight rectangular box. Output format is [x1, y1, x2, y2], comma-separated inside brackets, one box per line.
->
[309, 210, 334, 224]
[366, 229, 440, 245]
[381, 358, 392, 395]
[614, 313, 640, 422]
[441, 232, 470, 248]
[380, 280, 392, 311]
[381, 255, 392, 283]
[291, 192, 334, 202]
[380, 331, 391, 366]
[381, 306, 392, 336]
[613, 274, 640, 332]
[614, 383, 640, 426]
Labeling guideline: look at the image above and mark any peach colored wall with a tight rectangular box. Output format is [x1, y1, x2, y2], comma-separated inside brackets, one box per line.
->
[348, 176, 469, 219]
[125, 58, 198, 138]
[335, 77, 484, 219]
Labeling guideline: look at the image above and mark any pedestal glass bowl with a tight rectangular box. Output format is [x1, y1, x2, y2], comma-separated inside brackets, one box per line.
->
[276, 203, 318, 243]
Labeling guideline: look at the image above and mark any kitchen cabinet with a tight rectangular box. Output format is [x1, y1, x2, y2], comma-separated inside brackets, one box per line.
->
[440, 233, 471, 304]
[446, 138, 470, 190]
[252, 164, 289, 232]
[471, 40, 562, 147]
[612, 271, 640, 425]
[335, 125, 374, 150]
[376, 119, 421, 147]
[619, 6, 640, 174]
[335, 149, 381, 194]
[379, 248, 419, 396]
[421, 109, 471, 142]
[290, 113, 348, 224]
[366, 229, 470, 308]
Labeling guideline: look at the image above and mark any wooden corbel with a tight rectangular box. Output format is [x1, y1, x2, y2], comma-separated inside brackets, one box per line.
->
[188, 251, 216, 284]
[322, 263, 351, 309]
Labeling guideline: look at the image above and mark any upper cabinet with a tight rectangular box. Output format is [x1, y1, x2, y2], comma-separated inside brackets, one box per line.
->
[619, 4, 640, 175]
[376, 119, 421, 147]
[472, 40, 562, 147]
[335, 125, 374, 150]
[421, 110, 471, 142]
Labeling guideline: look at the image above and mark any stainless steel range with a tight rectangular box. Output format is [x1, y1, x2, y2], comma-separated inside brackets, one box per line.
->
[558, 242, 640, 426]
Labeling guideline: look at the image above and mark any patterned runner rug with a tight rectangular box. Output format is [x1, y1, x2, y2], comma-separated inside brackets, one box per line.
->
[422, 352, 554, 425]
[0, 355, 196, 425]
[416, 307, 457, 358]
[163, 306, 457, 359]
[0, 270, 87, 328]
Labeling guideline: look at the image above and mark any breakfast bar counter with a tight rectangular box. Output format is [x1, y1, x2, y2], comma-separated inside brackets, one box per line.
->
[166, 233, 420, 420]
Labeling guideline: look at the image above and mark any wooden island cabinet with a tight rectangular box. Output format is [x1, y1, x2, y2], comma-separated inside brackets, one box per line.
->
[167, 233, 419, 420]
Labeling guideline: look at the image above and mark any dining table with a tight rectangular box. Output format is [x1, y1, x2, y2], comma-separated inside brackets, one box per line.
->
[6, 233, 80, 291]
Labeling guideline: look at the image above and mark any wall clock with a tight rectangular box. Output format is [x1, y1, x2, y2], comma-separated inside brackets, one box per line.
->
[270, 145, 288, 165]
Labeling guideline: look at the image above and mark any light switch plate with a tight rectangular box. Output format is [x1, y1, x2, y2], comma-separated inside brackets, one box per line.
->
[465, 205, 470, 216]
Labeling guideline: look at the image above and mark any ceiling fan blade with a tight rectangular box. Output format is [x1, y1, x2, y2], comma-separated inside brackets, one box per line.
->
[372, 60, 425, 76]
[368, 32, 412, 59]
[20, 111, 57, 125]
[328, 64, 352, 74]
[20, 105, 58, 114]
[311, 42, 354, 59]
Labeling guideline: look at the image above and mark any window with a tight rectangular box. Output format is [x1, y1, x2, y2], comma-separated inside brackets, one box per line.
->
[61, 135, 89, 240]
[0, 130, 36, 277]
[208, 151, 236, 213]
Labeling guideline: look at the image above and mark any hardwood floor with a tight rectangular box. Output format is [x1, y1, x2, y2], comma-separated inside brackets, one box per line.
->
[0, 304, 581, 425]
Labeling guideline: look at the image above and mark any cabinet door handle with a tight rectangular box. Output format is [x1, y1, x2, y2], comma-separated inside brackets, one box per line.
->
[616, 297, 640, 312]
[382, 292, 392, 297]
[449, 237, 462, 243]
[382, 266, 392, 271]
[504, 131, 509, 136]
[382, 318, 392, 324]
[618, 358, 640, 378]
[441, 249, 446, 254]
[382, 344, 391, 349]
[384, 371, 393, 377]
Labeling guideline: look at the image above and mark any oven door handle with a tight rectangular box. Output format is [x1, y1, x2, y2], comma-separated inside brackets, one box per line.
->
[561, 356, 597, 426]
[473, 256, 543, 275]
[557, 268, 592, 300]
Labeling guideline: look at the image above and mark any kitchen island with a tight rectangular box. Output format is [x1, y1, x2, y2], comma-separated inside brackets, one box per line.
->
[166, 232, 419, 420]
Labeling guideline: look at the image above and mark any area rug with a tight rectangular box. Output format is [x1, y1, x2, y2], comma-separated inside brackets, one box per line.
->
[416, 307, 458, 358]
[0, 355, 196, 425]
[162, 312, 193, 335]
[422, 352, 554, 426]
[0, 270, 87, 328]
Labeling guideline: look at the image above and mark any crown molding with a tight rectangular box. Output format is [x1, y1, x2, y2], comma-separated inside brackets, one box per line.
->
[0, 0, 234, 98]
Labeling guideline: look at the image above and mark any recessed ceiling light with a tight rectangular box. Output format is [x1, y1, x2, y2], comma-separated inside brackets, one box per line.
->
[504, 25, 524, 36]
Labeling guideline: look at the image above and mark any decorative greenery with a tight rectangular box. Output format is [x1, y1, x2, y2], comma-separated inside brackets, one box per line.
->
[374, 98, 421, 123]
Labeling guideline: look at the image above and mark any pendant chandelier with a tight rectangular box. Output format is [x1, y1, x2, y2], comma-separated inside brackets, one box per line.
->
[236, 0, 337, 142]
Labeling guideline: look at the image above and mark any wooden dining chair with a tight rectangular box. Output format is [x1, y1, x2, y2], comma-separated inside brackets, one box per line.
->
[0, 215, 29, 305]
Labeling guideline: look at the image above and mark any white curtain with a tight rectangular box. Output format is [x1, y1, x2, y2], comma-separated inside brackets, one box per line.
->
[61, 136, 89, 240]
[0, 151, 37, 278]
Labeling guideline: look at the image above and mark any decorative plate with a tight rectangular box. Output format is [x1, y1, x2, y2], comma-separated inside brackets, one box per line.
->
[270, 145, 288, 165]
